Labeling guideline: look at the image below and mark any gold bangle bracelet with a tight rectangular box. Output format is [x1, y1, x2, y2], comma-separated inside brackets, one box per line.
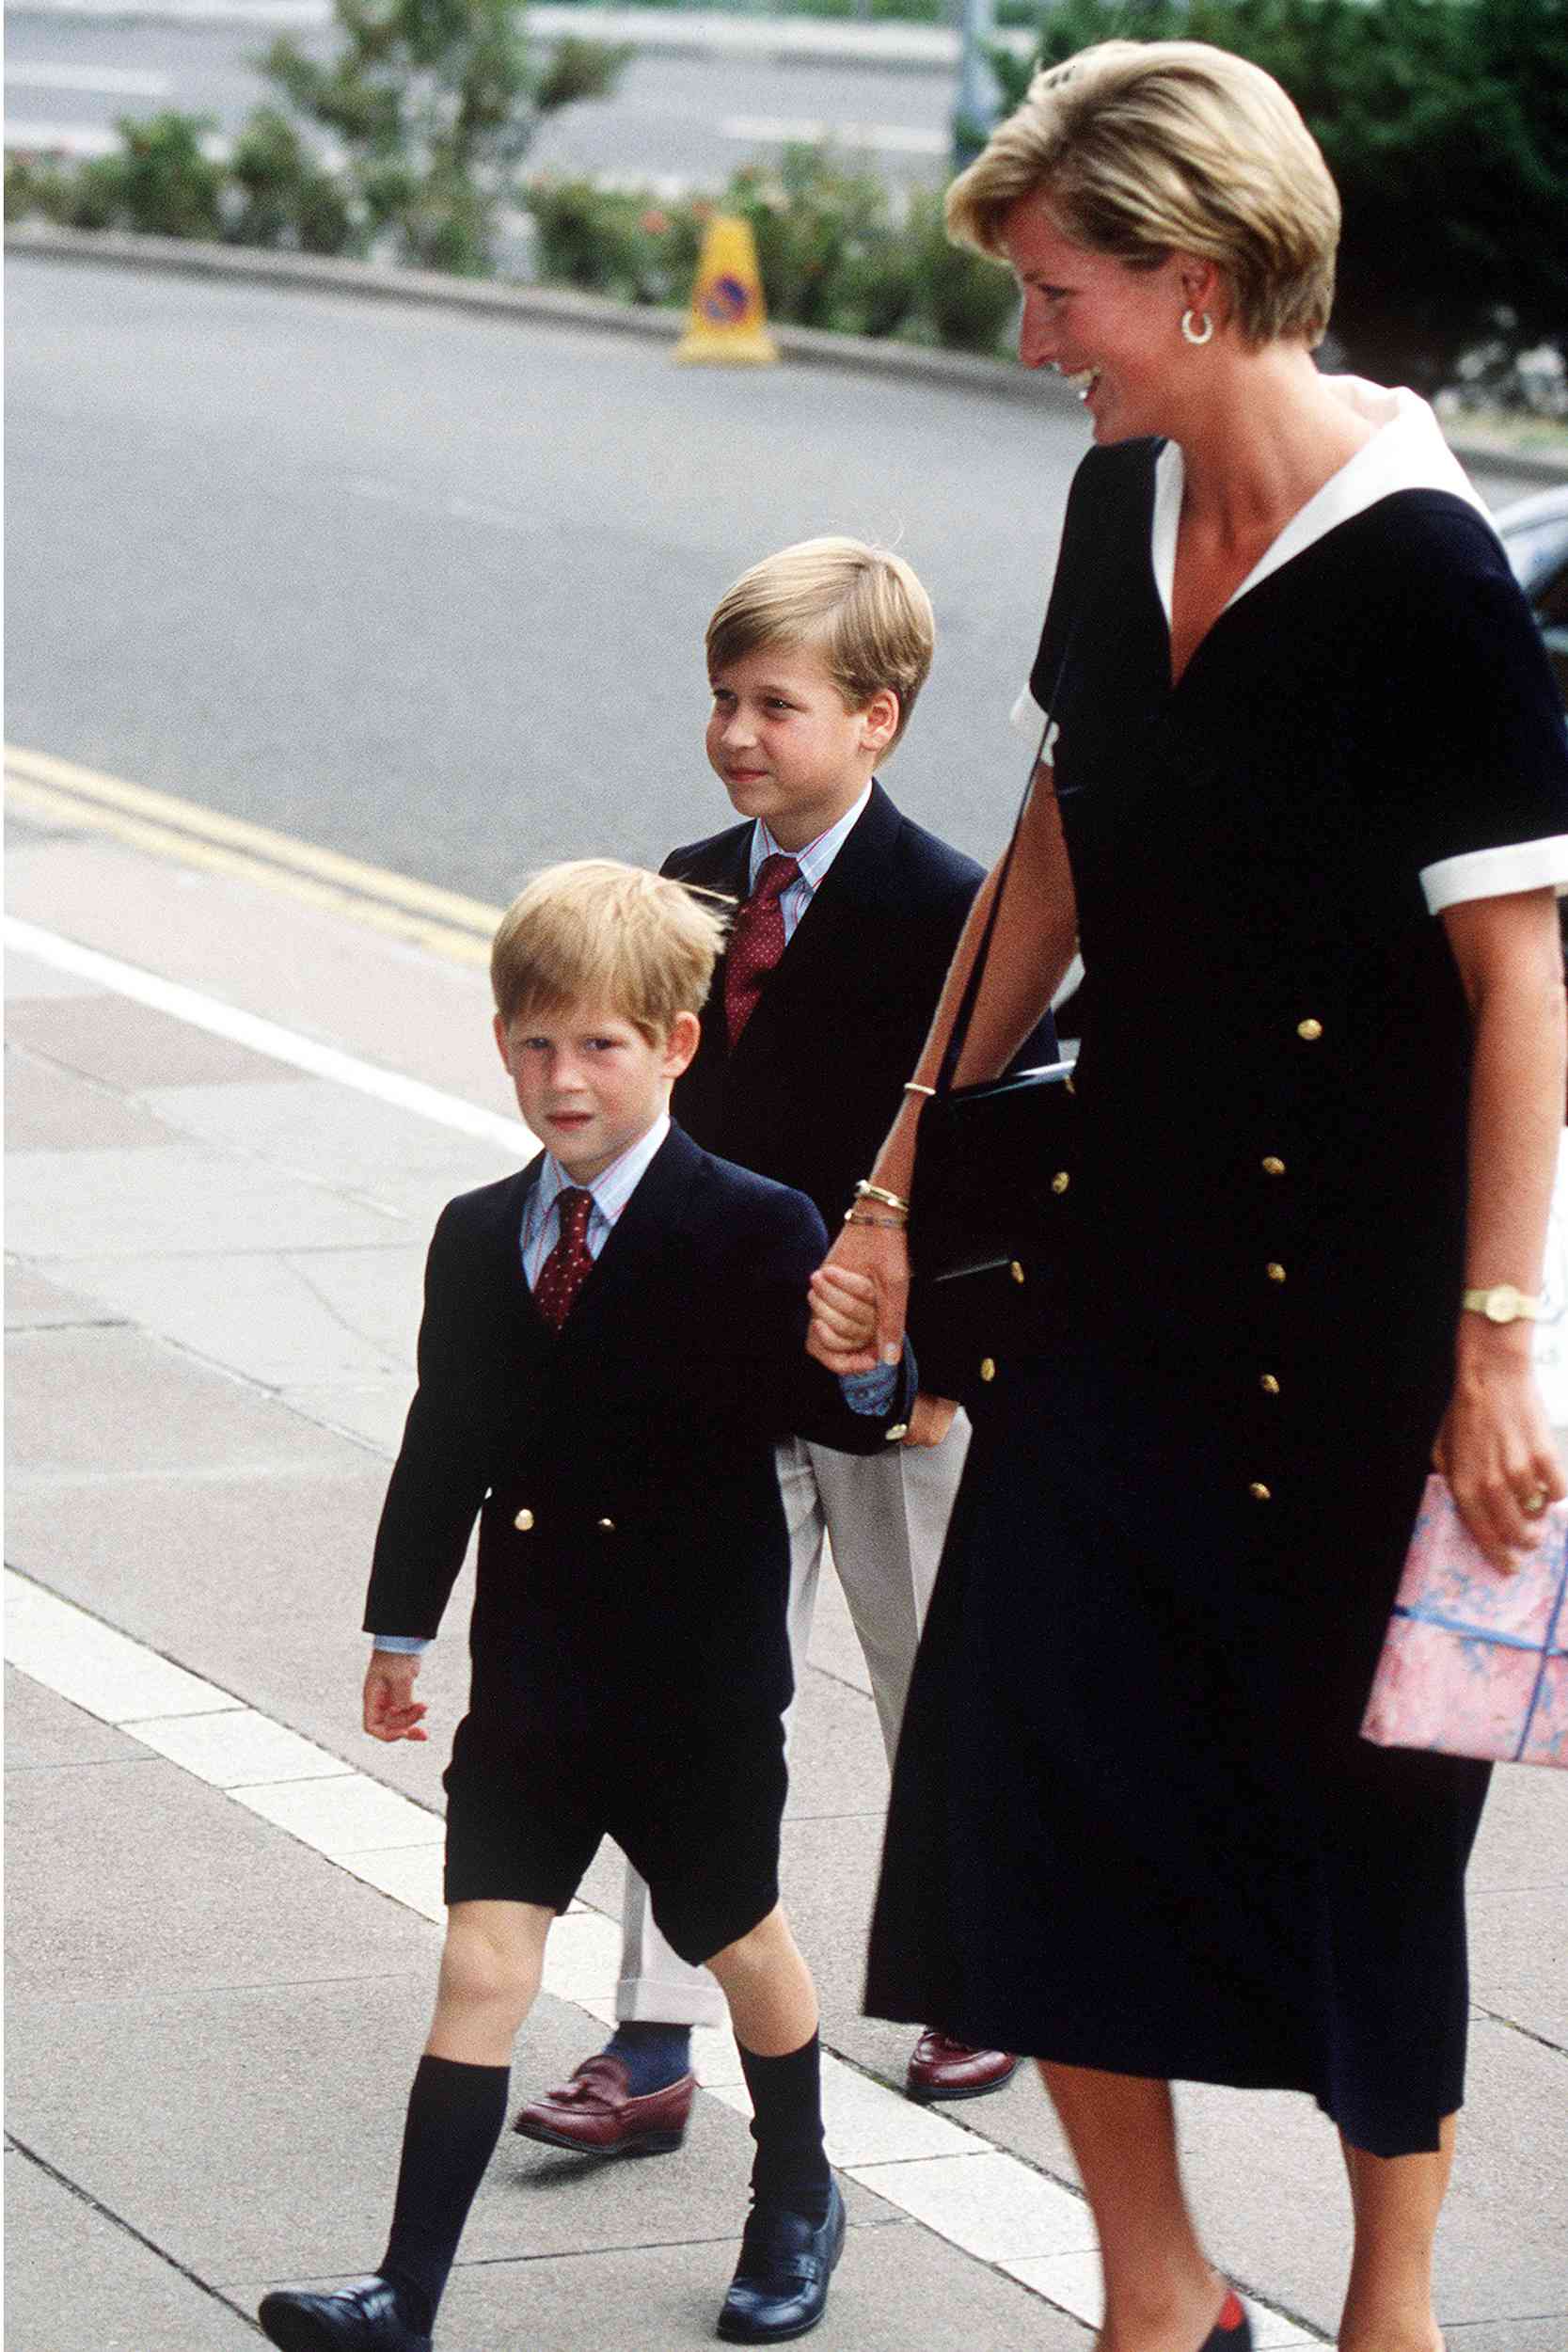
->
[844, 1208, 907, 1229]
[854, 1179, 911, 1214]
[903, 1081, 936, 1099]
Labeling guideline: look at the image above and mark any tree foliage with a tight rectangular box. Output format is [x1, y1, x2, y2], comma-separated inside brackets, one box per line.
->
[260, 0, 629, 271]
[994, 0, 1568, 390]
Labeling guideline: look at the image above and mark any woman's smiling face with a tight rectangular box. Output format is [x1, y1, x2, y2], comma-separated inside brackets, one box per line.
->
[1003, 196, 1192, 444]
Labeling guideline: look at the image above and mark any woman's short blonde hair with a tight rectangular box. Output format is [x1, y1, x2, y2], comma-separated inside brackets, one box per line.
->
[945, 40, 1339, 348]
[491, 859, 727, 1036]
[706, 536, 935, 750]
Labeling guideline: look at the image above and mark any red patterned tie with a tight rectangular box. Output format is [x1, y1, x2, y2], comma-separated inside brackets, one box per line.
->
[534, 1186, 596, 1331]
[724, 852, 800, 1047]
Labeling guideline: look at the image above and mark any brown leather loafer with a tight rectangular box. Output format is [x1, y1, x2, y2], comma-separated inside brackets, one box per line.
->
[512, 2054, 695, 2155]
[904, 2031, 1020, 2104]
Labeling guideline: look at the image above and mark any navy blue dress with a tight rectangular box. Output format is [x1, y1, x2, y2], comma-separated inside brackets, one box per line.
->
[863, 427, 1568, 2157]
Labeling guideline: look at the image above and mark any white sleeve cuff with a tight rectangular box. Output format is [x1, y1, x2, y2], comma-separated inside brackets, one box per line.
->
[1051, 952, 1085, 1012]
[1420, 834, 1568, 915]
[1011, 684, 1047, 740]
[370, 1633, 431, 1654]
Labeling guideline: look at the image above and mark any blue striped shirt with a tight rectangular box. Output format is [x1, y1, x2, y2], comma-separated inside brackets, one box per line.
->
[751, 784, 871, 945]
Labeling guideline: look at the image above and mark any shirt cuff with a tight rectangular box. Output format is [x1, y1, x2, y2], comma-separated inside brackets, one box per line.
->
[1420, 834, 1568, 915]
[370, 1634, 431, 1654]
[840, 1365, 899, 1416]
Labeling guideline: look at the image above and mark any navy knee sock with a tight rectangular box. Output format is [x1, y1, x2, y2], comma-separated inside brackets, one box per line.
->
[378, 2053, 510, 2330]
[603, 2020, 693, 2096]
[737, 2033, 832, 2224]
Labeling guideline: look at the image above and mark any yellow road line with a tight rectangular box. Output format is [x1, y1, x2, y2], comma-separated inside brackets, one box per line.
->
[4, 746, 503, 969]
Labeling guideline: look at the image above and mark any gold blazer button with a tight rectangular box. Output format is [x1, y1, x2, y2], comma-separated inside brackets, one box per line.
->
[597, 1517, 616, 1533]
[1010, 1261, 1026, 1284]
[979, 1357, 997, 1383]
[1260, 1374, 1281, 1395]
[1296, 1018, 1323, 1041]
[1261, 1156, 1286, 1177]
[1266, 1262, 1287, 1283]
[1249, 1482, 1272, 1502]
[514, 1508, 534, 1533]
[885, 1422, 909, 1443]
[1051, 1171, 1070, 1195]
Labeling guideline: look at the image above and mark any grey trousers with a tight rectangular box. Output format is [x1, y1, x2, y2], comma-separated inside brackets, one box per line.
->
[614, 1415, 973, 2027]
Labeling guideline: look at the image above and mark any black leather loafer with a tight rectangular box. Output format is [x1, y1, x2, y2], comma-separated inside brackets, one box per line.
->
[716, 2180, 846, 2344]
[258, 2275, 433, 2351]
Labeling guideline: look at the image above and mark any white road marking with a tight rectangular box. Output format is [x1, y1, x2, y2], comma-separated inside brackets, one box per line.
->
[721, 113, 946, 155]
[6, 61, 174, 95]
[3, 915, 531, 1158]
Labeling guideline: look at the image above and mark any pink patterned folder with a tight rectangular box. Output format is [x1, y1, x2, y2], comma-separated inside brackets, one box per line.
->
[1361, 1474, 1568, 1769]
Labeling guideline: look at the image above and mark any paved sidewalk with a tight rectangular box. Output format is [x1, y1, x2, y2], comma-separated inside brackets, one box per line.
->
[6, 784, 1567, 2352]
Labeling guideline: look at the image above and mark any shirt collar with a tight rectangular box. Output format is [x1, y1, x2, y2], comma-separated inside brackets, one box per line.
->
[1151, 378, 1495, 627]
[751, 781, 872, 897]
[533, 1110, 671, 1230]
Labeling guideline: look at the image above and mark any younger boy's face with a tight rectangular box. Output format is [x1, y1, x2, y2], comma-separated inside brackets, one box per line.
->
[706, 644, 898, 853]
[495, 1001, 700, 1184]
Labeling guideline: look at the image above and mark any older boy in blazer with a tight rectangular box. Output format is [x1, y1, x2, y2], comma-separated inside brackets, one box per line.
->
[515, 542, 1054, 2158]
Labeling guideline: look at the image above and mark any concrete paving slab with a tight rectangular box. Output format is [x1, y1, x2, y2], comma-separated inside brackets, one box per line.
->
[6, 1139, 409, 1259]
[782, 1658, 889, 1823]
[7, 987, 286, 1088]
[6, 834, 503, 1104]
[3, 1661, 150, 1771]
[5, 941, 100, 998]
[54, 1246, 410, 1387]
[4, 1749, 436, 2001]
[5, 1041, 179, 1150]
[0, 1469, 470, 1801]
[278, 1377, 414, 1454]
[233, 1770, 443, 1857]
[5, 1257, 123, 1329]
[3, 2146, 262, 2352]
[277, 1242, 433, 1361]
[6, 1324, 375, 1481]
[1468, 1765, 1568, 1894]
[1443, 2324, 1568, 2352]
[1470, 1885, 1568, 2045]
[5, 1570, 232, 1723]
[143, 1073, 519, 1188]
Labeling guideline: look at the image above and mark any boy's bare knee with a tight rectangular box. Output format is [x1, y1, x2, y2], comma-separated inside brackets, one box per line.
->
[438, 1903, 546, 2022]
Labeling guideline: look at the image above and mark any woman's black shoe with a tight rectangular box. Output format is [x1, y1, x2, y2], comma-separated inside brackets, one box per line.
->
[1198, 2291, 1254, 2352]
[716, 2180, 846, 2343]
[258, 2275, 433, 2351]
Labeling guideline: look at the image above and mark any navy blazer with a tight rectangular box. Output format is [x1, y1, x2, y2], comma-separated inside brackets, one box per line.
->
[364, 1126, 916, 1729]
[662, 782, 1056, 1399]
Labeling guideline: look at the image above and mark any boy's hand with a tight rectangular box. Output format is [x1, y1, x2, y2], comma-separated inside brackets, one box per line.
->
[363, 1650, 430, 1743]
[807, 1263, 882, 1372]
[903, 1393, 958, 1448]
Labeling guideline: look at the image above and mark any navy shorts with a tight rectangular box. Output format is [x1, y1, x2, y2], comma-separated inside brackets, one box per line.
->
[441, 1708, 788, 1967]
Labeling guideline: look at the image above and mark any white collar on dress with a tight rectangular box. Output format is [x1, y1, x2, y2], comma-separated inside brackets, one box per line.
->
[1150, 378, 1496, 628]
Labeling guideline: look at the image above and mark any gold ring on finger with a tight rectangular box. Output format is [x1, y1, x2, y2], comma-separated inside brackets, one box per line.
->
[1523, 1487, 1549, 1517]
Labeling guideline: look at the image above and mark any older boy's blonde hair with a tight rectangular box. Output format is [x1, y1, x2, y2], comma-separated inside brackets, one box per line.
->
[706, 536, 935, 750]
[491, 860, 726, 1037]
[945, 40, 1338, 349]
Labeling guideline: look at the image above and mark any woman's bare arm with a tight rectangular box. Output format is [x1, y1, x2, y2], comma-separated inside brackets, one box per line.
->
[1434, 886, 1567, 1568]
[807, 765, 1079, 1369]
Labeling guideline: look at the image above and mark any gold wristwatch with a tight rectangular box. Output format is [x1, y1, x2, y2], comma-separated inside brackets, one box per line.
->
[1461, 1283, 1544, 1325]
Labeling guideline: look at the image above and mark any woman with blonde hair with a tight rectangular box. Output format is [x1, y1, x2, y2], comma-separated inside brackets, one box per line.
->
[808, 40, 1568, 2352]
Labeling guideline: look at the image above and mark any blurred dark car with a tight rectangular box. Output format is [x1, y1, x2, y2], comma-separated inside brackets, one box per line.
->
[1497, 484, 1568, 707]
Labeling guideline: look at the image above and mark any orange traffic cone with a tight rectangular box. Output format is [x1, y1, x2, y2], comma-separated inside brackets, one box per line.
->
[675, 214, 779, 366]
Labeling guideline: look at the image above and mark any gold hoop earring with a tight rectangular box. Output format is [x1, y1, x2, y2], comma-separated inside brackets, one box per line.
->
[1180, 308, 1214, 347]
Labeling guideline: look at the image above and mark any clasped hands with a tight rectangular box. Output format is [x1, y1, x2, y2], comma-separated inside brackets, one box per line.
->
[808, 1222, 957, 1447]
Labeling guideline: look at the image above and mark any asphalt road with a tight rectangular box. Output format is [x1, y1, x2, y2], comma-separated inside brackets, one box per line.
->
[6, 252, 1090, 893]
[7, 255, 1550, 901]
[4, 12, 954, 189]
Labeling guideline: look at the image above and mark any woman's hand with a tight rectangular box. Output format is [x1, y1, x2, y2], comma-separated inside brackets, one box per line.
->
[363, 1650, 430, 1742]
[808, 1223, 911, 1374]
[1433, 1329, 1566, 1573]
